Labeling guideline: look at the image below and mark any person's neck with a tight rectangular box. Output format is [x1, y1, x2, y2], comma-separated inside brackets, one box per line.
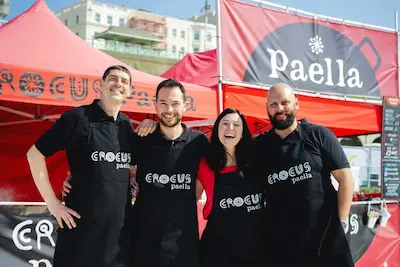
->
[274, 120, 298, 139]
[98, 99, 121, 120]
[160, 123, 184, 140]
[225, 148, 236, 166]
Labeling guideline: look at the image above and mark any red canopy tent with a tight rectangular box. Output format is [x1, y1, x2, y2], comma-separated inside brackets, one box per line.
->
[0, 0, 217, 202]
[162, 48, 386, 136]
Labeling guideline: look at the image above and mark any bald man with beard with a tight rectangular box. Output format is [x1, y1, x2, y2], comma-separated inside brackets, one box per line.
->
[253, 83, 355, 267]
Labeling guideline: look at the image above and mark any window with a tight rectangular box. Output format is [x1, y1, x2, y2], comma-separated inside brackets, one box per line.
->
[107, 15, 113, 25]
[181, 30, 185, 39]
[207, 31, 212, 41]
[172, 45, 176, 53]
[119, 18, 124, 27]
[172, 29, 177, 38]
[64, 19, 68, 26]
[95, 13, 101, 23]
[193, 47, 200, 52]
[194, 31, 200, 41]
[180, 47, 185, 54]
[76, 15, 80, 24]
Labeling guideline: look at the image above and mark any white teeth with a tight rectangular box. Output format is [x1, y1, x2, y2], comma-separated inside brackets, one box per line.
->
[224, 134, 235, 138]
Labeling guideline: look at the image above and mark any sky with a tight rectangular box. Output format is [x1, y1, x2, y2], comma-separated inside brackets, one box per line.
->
[3, 0, 400, 30]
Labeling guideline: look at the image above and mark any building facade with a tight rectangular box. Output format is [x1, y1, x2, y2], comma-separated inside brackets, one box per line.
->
[55, 0, 217, 61]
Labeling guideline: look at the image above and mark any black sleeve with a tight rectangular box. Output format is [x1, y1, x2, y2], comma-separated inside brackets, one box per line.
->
[318, 127, 350, 172]
[35, 112, 74, 157]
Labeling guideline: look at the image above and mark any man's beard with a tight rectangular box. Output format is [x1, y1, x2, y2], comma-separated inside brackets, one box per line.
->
[159, 113, 182, 128]
[268, 111, 296, 130]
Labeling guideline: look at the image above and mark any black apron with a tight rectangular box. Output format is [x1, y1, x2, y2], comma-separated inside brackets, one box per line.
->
[262, 128, 353, 267]
[199, 169, 265, 267]
[130, 137, 201, 267]
[54, 118, 131, 267]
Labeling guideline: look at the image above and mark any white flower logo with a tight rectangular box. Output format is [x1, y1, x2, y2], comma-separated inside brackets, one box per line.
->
[309, 35, 324, 55]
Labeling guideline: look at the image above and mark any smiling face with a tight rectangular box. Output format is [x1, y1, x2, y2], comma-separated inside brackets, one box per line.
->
[155, 86, 186, 128]
[217, 112, 243, 150]
[100, 69, 131, 105]
[267, 84, 299, 130]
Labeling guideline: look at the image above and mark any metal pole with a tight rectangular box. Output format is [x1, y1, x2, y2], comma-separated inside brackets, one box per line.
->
[251, 0, 396, 33]
[216, 0, 224, 113]
[204, 16, 208, 50]
[396, 11, 400, 97]
[204, 0, 208, 51]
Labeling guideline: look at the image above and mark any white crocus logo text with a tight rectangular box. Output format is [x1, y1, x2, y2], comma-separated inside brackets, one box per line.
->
[91, 151, 131, 169]
[219, 193, 263, 212]
[268, 162, 312, 185]
[145, 173, 192, 190]
[12, 219, 55, 266]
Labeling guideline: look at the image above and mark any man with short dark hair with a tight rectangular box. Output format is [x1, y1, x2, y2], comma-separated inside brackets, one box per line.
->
[129, 78, 209, 267]
[27, 65, 133, 267]
[253, 83, 354, 267]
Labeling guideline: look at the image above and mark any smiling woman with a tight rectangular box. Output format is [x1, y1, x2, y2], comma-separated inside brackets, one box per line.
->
[217, 113, 244, 163]
[197, 108, 266, 267]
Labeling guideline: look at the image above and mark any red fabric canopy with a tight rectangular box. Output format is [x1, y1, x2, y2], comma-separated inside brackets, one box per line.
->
[161, 49, 219, 88]
[0, 0, 217, 119]
[0, 0, 217, 202]
[162, 49, 382, 137]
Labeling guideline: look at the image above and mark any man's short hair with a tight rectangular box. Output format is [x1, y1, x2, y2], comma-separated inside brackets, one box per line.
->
[155, 79, 186, 101]
[102, 65, 132, 84]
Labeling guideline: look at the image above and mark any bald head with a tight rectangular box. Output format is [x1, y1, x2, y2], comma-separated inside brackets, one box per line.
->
[268, 83, 296, 102]
[266, 83, 299, 130]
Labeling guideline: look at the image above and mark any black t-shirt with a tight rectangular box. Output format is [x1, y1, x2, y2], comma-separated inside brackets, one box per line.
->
[131, 123, 209, 200]
[35, 99, 134, 217]
[253, 119, 349, 178]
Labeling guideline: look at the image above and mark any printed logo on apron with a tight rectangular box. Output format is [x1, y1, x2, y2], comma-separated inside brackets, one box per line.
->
[145, 173, 192, 190]
[268, 161, 312, 185]
[90, 150, 131, 169]
[219, 193, 263, 213]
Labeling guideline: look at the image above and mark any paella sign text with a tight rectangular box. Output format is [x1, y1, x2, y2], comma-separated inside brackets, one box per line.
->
[268, 47, 363, 89]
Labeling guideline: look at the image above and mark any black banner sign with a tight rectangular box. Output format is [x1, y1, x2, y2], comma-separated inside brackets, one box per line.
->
[382, 96, 400, 199]
[0, 203, 398, 266]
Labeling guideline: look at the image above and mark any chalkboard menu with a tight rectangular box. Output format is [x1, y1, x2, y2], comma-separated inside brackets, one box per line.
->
[381, 96, 400, 199]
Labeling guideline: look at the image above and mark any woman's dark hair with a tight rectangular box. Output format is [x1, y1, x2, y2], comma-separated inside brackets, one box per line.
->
[206, 108, 253, 173]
